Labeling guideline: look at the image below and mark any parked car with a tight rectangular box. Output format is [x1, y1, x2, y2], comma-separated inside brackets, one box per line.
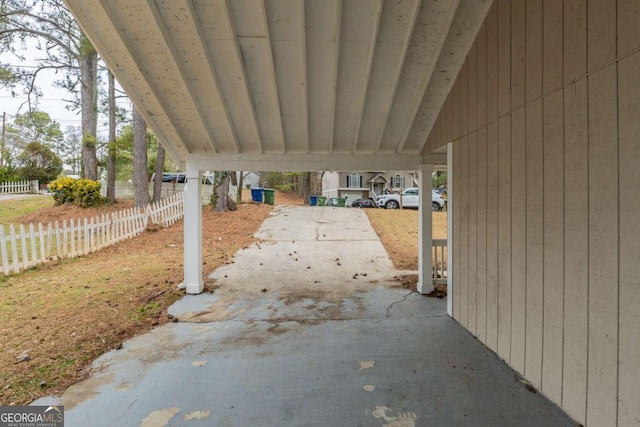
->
[351, 198, 377, 208]
[376, 188, 445, 211]
[151, 172, 214, 185]
[433, 186, 447, 196]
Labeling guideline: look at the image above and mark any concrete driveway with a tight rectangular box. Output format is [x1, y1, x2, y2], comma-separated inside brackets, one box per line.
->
[34, 206, 573, 426]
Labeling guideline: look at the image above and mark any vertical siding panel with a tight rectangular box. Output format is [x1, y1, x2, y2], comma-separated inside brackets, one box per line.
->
[588, 0, 617, 72]
[460, 135, 469, 328]
[477, 22, 487, 128]
[618, 51, 640, 427]
[460, 61, 469, 137]
[562, 78, 589, 424]
[468, 45, 478, 133]
[498, 0, 511, 117]
[618, 0, 640, 57]
[447, 93, 454, 143]
[476, 126, 488, 343]
[453, 78, 461, 142]
[585, 0, 616, 71]
[526, 0, 543, 103]
[486, 122, 499, 352]
[486, 2, 498, 124]
[564, 0, 587, 85]
[586, 65, 619, 427]
[526, 98, 544, 389]
[511, 0, 526, 109]
[444, 98, 452, 144]
[468, 132, 478, 334]
[511, 106, 527, 374]
[497, 114, 512, 361]
[453, 140, 462, 321]
[543, 0, 564, 94]
[542, 89, 564, 403]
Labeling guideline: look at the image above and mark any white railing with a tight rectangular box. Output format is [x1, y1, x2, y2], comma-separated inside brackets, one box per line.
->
[0, 180, 39, 195]
[0, 193, 184, 275]
[432, 238, 448, 285]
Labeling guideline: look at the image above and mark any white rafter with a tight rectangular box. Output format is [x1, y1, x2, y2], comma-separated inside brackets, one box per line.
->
[65, 0, 490, 163]
[351, 0, 383, 153]
[397, 0, 462, 153]
[372, 0, 421, 153]
[87, 0, 187, 163]
[145, 0, 221, 154]
[184, 0, 241, 153]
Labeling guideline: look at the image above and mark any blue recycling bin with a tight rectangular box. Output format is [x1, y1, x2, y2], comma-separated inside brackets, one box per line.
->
[310, 195, 318, 206]
[251, 187, 264, 203]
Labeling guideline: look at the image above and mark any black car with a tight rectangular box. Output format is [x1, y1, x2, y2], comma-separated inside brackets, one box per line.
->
[351, 198, 377, 208]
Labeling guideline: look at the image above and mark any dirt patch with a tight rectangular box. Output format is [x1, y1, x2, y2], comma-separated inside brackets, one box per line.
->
[18, 199, 136, 225]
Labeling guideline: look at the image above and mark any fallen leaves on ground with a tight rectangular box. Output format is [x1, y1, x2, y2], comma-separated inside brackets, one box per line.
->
[0, 193, 445, 405]
[0, 201, 272, 405]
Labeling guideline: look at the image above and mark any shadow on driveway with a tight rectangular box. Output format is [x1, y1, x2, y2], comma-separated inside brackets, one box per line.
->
[34, 206, 574, 426]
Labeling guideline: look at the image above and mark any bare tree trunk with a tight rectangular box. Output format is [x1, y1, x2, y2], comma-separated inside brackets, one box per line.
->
[214, 172, 229, 212]
[152, 144, 165, 202]
[79, 47, 98, 180]
[236, 171, 244, 204]
[213, 171, 237, 211]
[310, 172, 324, 196]
[106, 71, 117, 204]
[132, 107, 149, 207]
[301, 173, 311, 204]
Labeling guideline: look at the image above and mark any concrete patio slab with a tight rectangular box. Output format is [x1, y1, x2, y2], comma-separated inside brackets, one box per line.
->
[34, 206, 575, 426]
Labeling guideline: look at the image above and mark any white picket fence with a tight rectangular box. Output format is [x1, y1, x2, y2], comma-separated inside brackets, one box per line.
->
[0, 180, 39, 194]
[0, 193, 184, 275]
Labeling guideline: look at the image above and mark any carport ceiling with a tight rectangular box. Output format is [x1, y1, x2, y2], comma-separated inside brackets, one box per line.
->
[65, 0, 491, 170]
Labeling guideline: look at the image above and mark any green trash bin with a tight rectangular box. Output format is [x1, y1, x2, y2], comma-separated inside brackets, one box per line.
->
[336, 198, 346, 207]
[264, 188, 275, 205]
[317, 196, 327, 206]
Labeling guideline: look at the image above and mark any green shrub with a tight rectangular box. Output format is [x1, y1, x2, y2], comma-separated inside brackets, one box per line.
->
[48, 177, 102, 208]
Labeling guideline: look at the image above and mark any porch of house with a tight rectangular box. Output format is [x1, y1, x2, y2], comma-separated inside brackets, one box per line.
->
[34, 205, 574, 426]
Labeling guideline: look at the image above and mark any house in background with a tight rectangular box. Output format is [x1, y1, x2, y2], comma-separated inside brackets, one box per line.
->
[322, 171, 419, 204]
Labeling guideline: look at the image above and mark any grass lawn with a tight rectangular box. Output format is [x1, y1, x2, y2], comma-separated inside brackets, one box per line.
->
[365, 209, 447, 270]
[0, 197, 55, 228]
[0, 201, 273, 405]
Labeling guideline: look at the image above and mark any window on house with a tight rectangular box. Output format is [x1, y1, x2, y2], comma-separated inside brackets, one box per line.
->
[391, 174, 404, 188]
[348, 173, 360, 188]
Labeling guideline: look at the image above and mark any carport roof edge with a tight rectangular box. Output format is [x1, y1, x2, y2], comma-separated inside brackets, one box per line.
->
[64, 0, 491, 170]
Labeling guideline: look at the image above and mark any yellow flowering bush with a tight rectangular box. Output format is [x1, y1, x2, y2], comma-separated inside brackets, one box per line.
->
[49, 177, 103, 208]
[48, 176, 77, 205]
[73, 179, 102, 208]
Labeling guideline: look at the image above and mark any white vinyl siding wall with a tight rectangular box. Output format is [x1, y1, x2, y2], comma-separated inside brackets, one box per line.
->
[424, 1, 640, 426]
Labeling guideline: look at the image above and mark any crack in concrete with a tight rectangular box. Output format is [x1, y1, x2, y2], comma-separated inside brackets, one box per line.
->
[385, 290, 416, 318]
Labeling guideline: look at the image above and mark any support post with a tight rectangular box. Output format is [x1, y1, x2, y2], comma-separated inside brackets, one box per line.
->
[417, 163, 433, 294]
[446, 142, 453, 316]
[183, 169, 203, 294]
